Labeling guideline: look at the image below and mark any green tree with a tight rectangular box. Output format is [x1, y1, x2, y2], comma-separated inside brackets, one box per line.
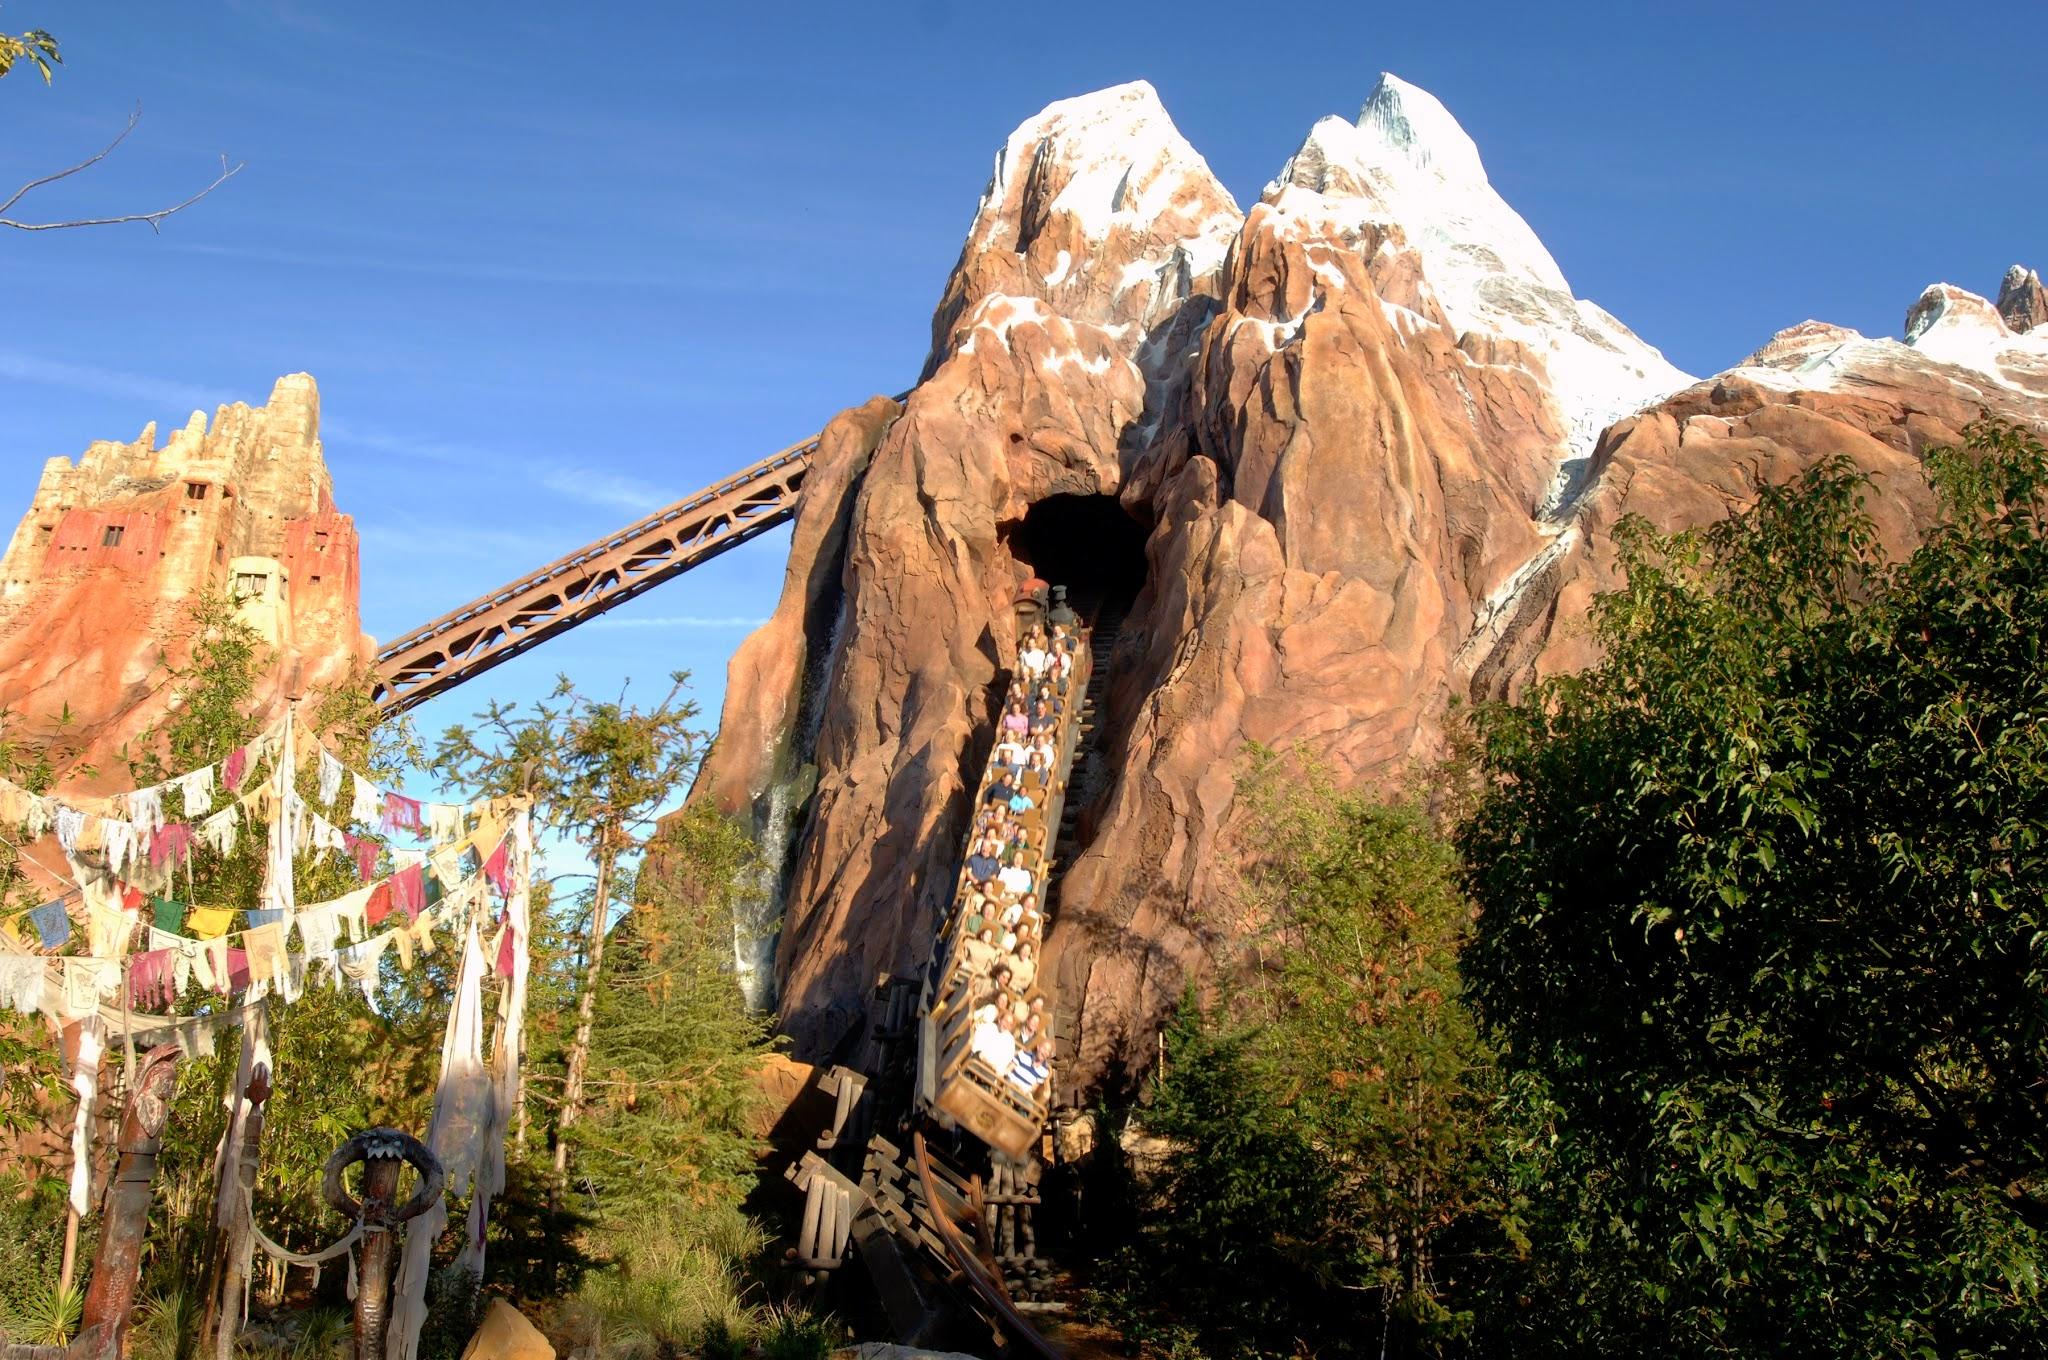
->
[1461, 421, 2048, 1356]
[573, 803, 770, 1215]
[1102, 751, 1504, 1359]
[429, 675, 709, 1182]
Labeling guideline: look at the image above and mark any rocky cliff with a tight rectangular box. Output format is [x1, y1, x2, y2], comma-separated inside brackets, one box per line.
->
[0, 374, 372, 788]
[690, 75, 2048, 1091]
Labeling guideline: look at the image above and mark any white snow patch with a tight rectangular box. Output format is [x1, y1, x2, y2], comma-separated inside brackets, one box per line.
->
[1043, 249, 1072, 287]
[1725, 284, 2048, 405]
[1307, 253, 1350, 294]
[1042, 350, 1121, 377]
[1902, 283, 2048, 385]
[976, 81, 1241, 245]
[1118, 258, 1163, 294]
[1378, 298, 1438, 336]
[1262, 74, 1692, 469]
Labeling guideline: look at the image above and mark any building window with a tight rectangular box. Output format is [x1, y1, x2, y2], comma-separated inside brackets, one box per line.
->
[214, 543, 224, 565]
[314, 531, 330, 553]
[186, 483, 208, 500]
[102, 525, 124, 548]
[232, 571, 269, 601]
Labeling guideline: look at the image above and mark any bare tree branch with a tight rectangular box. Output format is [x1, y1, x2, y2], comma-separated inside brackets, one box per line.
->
[0, 104, 243, 233]
[0, 105, 143, 217]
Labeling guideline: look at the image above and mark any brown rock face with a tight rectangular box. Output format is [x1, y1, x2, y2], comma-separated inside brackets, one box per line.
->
[1998, 264, 2047, 334]
[0, 375, 373, 787]
[694, 78, 2048, 1092]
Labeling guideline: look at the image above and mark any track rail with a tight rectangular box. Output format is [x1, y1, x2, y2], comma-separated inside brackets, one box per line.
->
[913, 1131, 1065, 1360]
[370, 433, 818, 713]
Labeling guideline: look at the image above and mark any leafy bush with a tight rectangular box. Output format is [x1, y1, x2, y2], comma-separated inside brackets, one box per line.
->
[1462, 421, 2048, 1355]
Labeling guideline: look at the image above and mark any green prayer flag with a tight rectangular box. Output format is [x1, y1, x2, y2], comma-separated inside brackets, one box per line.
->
[151, 896, 184, 934]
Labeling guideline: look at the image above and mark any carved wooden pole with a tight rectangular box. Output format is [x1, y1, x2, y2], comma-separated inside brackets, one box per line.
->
[77, 1044, 183, 1360]
[201, 1009, 271, 1360]
[321, 1129, 443, 1360]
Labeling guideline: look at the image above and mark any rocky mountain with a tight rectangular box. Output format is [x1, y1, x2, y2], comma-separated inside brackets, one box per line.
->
[0, 375, 372, 789]
[691, 75, 2045, 1092]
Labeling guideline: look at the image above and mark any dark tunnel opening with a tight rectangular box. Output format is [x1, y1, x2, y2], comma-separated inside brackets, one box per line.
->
[998, 493, 1151, 623]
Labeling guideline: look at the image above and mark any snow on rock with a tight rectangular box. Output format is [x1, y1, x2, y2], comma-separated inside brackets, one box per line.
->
[1263, 74, 1691, 465]
[924, 81, 1243, 377]
[1725, 280, 2048, 413]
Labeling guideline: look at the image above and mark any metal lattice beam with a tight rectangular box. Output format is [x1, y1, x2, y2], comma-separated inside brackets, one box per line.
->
[371, 433, 818, 713]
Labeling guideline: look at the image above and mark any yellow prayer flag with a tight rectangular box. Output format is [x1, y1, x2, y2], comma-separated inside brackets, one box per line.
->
[184, 906, 237, 939]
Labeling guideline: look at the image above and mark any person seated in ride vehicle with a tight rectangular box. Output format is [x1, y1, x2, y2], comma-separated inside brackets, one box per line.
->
[1009, 941, 1038, 991]
[960, 889, 989, 937]
[966, 838, 1002, 883]
[1002, 701, 1030, 737]
[961, 927, 1000, 974]
[973, 1009, 1020, 1071]
[1007, 783, 1036, 814]
[993, 733, 1027, 776]
[1007, 1037, 1052, 1095]
[998, 854, 1034, 898]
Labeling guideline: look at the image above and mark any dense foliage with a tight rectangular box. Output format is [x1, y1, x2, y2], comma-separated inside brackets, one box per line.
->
[1093, 755, 1504, 1359]
[1463, 420, 2048, 1355]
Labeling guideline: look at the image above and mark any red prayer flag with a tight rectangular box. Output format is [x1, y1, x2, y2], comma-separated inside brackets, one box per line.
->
[495, 919, 516, 978]
[483, 837, 511, 895]
[381, 792, 423, 833]
[391, 864, 424, 921]
[223, 746, 249, 792]
[129, 949, 173, 1010]
[366, 881, 394, 926]
[345, 833, 378, 882]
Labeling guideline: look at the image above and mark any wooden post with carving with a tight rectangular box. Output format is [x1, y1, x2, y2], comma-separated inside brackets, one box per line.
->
[75, 1044, 183, 1360]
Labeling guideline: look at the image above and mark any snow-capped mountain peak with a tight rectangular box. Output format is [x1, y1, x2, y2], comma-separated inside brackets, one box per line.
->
[1356, 73, 1491, 194]
[1264, 73, 1691, 471]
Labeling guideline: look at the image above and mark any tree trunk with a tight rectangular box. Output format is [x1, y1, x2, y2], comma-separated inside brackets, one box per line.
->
[553, 838, 614, 1178]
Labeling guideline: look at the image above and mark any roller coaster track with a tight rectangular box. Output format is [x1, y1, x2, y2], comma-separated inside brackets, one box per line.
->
[370, 428, 823, 713]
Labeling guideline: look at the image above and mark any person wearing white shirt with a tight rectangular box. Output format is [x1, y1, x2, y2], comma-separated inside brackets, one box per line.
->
[972, 1011, 1019, 1072]
[998, 860, 1033, 897]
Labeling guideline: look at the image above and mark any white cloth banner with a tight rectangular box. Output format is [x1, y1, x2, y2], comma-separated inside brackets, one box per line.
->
[180, 765, 216, 819]
[68, 1020, 104, 1215]
[350, 772, 382, 826]
[460, 804, 531, 1278]
[390, 912, 491, 1360]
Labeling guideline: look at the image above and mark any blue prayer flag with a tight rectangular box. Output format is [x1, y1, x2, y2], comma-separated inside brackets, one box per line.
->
[28, 900, 69, 949]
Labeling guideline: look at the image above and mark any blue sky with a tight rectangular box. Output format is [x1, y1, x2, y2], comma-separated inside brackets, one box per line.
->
[2, 1, 2042, 767]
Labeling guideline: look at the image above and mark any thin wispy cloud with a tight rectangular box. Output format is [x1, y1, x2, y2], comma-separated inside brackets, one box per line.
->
[535, 466, 676, 516]
[321, 418, 501, 468]
[165, 240, 703, 291]
[0, 350, 230, 420]
[586, 615, 768, 630]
